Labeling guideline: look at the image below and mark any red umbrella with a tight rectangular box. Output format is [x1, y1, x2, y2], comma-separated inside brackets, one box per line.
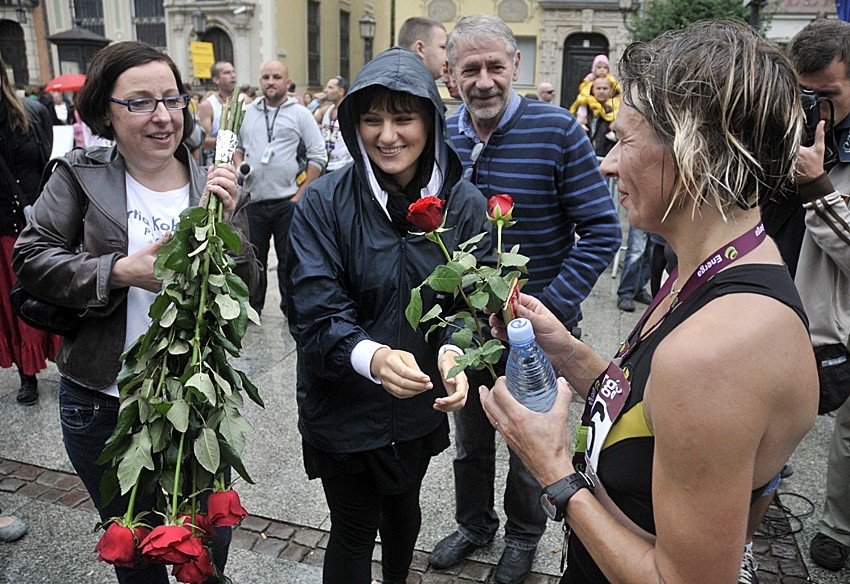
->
[43, 73, 87, 93]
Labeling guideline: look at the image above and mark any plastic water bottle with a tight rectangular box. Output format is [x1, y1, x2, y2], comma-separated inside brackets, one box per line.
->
[505, 318, 558, 412]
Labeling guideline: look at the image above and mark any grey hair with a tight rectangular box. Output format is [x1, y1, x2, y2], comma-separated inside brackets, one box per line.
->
[446, 14, 517, 68]
[618, 19, 803, 220]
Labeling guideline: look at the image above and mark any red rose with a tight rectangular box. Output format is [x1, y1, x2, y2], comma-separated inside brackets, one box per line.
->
[139, 524, 205, 564]
[179, 512, 215, 541]
[406, 196, 444, 233]
[94, 522, 150, 568]
[171, 548, 215, 584]
[487, 194, 514, 222]
[206, 490, 249, 527]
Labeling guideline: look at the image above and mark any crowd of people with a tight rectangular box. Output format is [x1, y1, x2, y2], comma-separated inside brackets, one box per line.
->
[1, 10, 848, 584]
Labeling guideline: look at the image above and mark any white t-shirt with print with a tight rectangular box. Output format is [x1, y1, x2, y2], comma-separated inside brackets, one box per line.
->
[102, 173, 190, 396]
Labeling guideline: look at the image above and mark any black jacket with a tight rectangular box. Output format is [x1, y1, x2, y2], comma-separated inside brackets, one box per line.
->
[0, 99, 52, 235]
[285, 47, 494, 454]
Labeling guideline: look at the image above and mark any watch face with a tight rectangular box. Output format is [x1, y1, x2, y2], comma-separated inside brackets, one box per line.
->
[540, 493, 557, 520]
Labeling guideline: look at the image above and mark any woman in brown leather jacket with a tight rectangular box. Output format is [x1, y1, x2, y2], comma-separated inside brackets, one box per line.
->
[12, 42, 256, 584]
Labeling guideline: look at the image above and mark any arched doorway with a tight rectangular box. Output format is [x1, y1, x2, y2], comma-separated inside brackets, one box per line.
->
[0, 20, 28, 86]
[561, 33, 609, 108]
[201, 27, 234, 68]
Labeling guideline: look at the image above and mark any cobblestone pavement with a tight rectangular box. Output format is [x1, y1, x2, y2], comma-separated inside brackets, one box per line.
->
[0, 456, 812, 583]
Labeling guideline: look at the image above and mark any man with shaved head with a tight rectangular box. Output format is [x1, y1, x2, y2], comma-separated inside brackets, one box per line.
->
[234, 60, 327, 315]
[536, 81, 556, 103]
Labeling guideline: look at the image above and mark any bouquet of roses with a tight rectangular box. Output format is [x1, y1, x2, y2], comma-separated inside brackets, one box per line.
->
[405, 194, 528, 380]
[91, 97, 261, 584]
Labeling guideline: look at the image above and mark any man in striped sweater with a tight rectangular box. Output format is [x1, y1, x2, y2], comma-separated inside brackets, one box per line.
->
[429, 14, 621, 584]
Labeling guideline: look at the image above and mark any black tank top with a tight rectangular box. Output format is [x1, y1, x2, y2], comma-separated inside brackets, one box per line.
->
[564, 264, 807, 584]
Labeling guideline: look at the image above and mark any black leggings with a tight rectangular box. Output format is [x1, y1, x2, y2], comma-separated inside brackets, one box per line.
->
[320, 456, 431, 584]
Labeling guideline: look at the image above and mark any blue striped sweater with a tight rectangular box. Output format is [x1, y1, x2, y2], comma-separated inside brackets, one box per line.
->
[448, 95, 621, 326]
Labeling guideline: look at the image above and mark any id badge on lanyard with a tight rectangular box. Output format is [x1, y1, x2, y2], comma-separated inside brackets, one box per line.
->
[573, 359, 631, 475]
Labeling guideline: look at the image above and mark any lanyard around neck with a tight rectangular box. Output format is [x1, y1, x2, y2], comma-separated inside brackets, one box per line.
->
[617, 222, 767, 362]
[263, 101, 281, 143]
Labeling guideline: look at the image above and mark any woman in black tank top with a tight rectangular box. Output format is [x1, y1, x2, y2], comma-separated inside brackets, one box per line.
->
[478, 20, 819, 584]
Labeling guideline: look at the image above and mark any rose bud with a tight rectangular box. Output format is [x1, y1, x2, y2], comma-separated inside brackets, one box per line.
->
[139, 524, 205, 564]
[406, 196, 444, 233]
[487, 194, 514, 223]
[207, 490, 249, 527]
[172, 548, 215, 584]
[94, 522, 150, 568]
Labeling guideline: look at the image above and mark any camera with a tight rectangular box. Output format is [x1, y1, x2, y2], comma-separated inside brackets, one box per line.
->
[801, 89, 833, 147]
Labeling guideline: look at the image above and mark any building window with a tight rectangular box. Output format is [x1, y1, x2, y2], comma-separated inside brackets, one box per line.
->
[339, 10, 350, 81]
[515, 36, 537, 87]
[133, 0, 166, 51]
[73, 0, 105, 37]
[308, 1, 321, 86]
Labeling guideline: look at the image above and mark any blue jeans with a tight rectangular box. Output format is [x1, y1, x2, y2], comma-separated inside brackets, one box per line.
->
[247, 198, 296, 314]
[59, 377, 231, 584]
[617, 225, 652, 299]
[451, 367, 548, 550]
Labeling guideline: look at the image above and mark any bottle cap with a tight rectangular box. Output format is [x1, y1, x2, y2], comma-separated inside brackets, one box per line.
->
[507, 317, 535, 344]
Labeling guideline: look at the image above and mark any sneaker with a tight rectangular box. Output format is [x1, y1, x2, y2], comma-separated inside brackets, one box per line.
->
[810, 532, 849, 571]
[634, 289, 654, 305]
[739, 547, 759, 584]
[617, 297, 635, 312]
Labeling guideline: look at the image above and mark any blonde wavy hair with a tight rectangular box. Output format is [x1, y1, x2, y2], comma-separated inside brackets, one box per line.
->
[619, 20, 804, 221]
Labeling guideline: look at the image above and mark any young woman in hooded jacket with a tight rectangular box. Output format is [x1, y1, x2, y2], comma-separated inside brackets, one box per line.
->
[285, 47, 493, 584]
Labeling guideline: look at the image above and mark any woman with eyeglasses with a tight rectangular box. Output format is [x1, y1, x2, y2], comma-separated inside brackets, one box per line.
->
[13, 41, 257, 583]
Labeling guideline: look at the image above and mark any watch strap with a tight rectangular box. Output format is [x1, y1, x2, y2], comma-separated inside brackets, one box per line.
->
[541, 471, 594, 522]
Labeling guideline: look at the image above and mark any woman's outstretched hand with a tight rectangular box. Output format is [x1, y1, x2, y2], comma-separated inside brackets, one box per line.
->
[371, 348, 434, 399]
[434, 350, 468, 413]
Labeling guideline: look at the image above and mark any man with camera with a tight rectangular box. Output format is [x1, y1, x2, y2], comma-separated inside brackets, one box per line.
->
[780, 19, 850, 574]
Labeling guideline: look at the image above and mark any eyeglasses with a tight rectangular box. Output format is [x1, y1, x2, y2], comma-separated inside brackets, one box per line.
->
[107, 94, 190, 113]
[542, 90, 555, 94]
[462, 142, 484, 182]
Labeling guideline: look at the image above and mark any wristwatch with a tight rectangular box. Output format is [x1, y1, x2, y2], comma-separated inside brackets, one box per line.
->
[539, 471, 595, 522]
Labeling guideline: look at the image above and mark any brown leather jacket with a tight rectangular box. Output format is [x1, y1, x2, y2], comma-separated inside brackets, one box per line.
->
[12, 145, 258, 389]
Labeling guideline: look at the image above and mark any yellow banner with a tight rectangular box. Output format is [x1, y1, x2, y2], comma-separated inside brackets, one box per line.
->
[191, 42, 216, 79]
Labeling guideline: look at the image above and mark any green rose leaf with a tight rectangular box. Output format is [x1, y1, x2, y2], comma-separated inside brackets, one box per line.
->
[160, 305, 178, 328]
[186, 372, 217, 406]
[216, 222, 243, 252]
[117, 427, 155, 495]
[421, 304, 442, 323]
[469, 289, 489, 310]
[215, 293, 242, 321]
[405, 287, 423, 329]
[220, 406, 253, 455]
[452, 327, 474, 349]
[459, 232, 485, 251]
[218, 437, 254, 484]
[193, 427, 221, 474]
[166, 399, 190, 433]
[167, 339, 191, 355]
[499, 252, 529, 268]
[428, 265, 462, 292]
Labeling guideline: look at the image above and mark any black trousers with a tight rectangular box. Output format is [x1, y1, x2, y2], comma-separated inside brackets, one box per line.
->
[319, 455, 431, 584]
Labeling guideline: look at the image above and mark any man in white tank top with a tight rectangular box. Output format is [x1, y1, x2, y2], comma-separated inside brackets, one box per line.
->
[198, 61, 236, 164]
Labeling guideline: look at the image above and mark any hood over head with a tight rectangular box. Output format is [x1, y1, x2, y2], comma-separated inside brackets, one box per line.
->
[338, 46, 456, 198]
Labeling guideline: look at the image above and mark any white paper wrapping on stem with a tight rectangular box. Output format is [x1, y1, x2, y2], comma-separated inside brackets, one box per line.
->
[215, 130, 238, 165]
